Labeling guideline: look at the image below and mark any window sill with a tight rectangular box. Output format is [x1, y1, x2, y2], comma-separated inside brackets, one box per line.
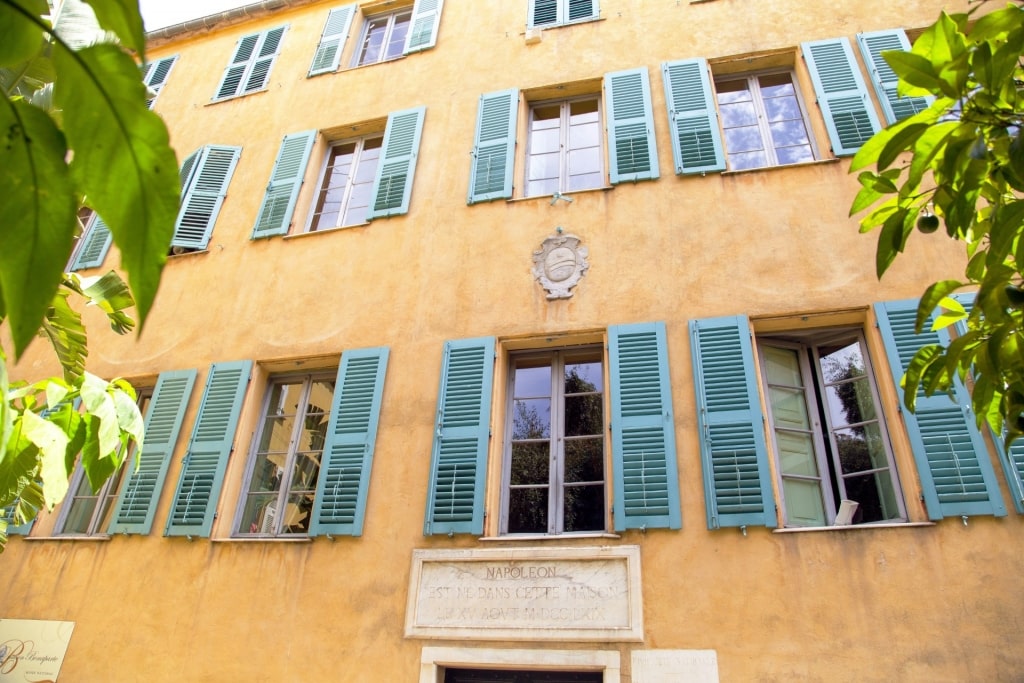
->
[24, 534, 111, 541]
[507, 185, 612, 204]
[207, 88, 269, 105]
[342, 54, 407, 73]
[772, 521, 935, 534]
[480, 532, 621, 542]
[720, 157, 841, 177]
[168, 248, 209, 259]
[526, 16, 604, 32]
[282, 223, 369, 241]
[214, 536, 314, 543]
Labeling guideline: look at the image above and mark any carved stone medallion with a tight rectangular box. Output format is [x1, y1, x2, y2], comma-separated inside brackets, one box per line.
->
[532, 232, 589, 299]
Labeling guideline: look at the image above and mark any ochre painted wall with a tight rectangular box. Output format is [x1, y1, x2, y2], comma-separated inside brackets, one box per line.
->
[5, 1, 1023, 681]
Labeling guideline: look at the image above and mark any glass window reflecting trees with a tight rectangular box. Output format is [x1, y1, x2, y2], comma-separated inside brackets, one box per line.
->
[309, 135, 383, 231]
[353, 9, 411, 66]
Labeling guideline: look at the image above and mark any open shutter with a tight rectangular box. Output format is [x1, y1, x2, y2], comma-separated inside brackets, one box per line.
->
[690, 316, 776, 529]
[424, 337, 495, 536]
[802, 37, 881, 156]
[529, 0, 558, 27]
[215, 32, 259, 100]
[69, 214, 112, 271]
[310, 347, 389, 536]
[662, 59, 726, 175]
[857, 29, 934, 124]
[165, 360, 252, 537]
[1, 505, 35, 536]
[405, 0, 444, 53]
[605, 68, 660, 184]
[172, 145, 241, 250]
[369, 106, 426, 219]
[468, 89, 518, 204]
[875, 299, 1006, 519]
[608, 322, 680, 531]
[251, 131, 316, 239]
[108, 369, 197, 535]
[309, 5, 355, 76]
[244, 26, 286, 93]
[142, 55, 177, 109]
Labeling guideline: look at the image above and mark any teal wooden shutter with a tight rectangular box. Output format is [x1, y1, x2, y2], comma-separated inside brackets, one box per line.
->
[568, 0, 598, 21]
[214, 27, 285, 100]
[172, 145, 241, 250]
[165, 360, 252, 537]
[1, 505, 35, 536]
[802, 37, 881, 156]
[309, 5, 355, 76]
[251, 131, 317, 239]
[874, 299, 1006, 519]
[215, 32, 259, 99]
[662, 59, 726, 175]
[424, 337, 495, 536]
[405, 0, 444, 53]
[243, 26, 286, 93]
[369, 106, 426, 219]
[178, 149, 199, 191]
[608, 322, 680, 531]
[310, 347, 389, 536]
[857, 29, 934, 124]
[529, 0, 558, 27]
[108, 369, 197, 535]
[690, 316, 776, 529]
[69, 214, 112, 271]
[604, 68, 660, 184]
[142, 55, 177, 109]
[468, 89, 518, 204]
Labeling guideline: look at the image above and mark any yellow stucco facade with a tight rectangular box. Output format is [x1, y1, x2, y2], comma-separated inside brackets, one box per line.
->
[4, 0, 1023, 680]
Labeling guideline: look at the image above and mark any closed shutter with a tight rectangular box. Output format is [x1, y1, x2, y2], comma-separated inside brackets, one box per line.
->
[244, 26, 286, 93]
[108, 369, 197, 535]
[1, 505, 35, 536]
[567, 0, 598, 21]
[214, 26, 286, 100]
[142, 55, 177, 109]
[309, 5, 355, 76]
[604, 68, 660, 183]
[172, 145, 242, 250]
[529, 0, 558, 27]
[405, 0, 444, 53]
[857, 29, 934, 124]
[369, 106, 426, 219]
[310, 347, 389, 536]
[874, 299, 1007, 519]
[215, 33, 259, 100]
[69, 214, 112, 271]
[424, 337, 495, 536]
[690, 316, 776, 529]
[165, 360, 252, 537]
[802, 37, 881, 156]
[251, 131, 317, 239]
[662, 59, 726, 174]
[608, 322, 680, 530]
[468, 89, 519, 204]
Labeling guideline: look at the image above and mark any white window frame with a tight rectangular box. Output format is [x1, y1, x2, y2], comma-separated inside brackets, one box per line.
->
[305, 134, 384, 232]
[351, 7, 413, 67]
[524, 95, 604, 198]
[757, 328, 908, 528]
[528, 0, 600, 29]
[499, 346, 607, 536]
[714, 69, 817, 171]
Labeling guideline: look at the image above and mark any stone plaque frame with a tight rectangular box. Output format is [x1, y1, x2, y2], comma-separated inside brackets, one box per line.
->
[405, 546, 643, 642]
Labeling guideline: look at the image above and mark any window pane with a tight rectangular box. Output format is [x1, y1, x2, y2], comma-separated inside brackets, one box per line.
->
[565, 395, 602, 437]
[774, 145, 814, 165]
[510, 442, 549, 485]
[776, 431, 819, 477]
[528, 151, 560, 182]
[563, 484, 604, 532]
[769, 386, 811, 430]
[257, 415, 294, 454]
[819, 341, 867, 382]
[289, 451, 321, 494]
[782, 478, 827, 526]
[825, 377, 878, 427]
[758, 72, 796, 97]
[835, 423, 890, 474]
[513, 398, 551, 439]
[63, 496, 98, 534]
[564, 438, 603, 483]
[356, 17, 388, 64]
[384, 13, 411, 60]
[239, 492, 278, 533]
[723, 125, 765, 154]
[842, 469, 902, 523]
[283, 493, 314, 533]
[566, 170, 602, 192]
[514, 363, 550, 396]
[508, 488, 547, 533]
[565, 360, 601, 390]
[566, 147, 601, 177]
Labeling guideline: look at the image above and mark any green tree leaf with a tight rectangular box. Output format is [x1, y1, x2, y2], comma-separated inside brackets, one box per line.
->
[82, 0, 146, 58]
[0, 0, 46, 66]
[37, 288, 88, 382]
[21, 409, 70, 509]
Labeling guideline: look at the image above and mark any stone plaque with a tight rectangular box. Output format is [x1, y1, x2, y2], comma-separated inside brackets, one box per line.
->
[632, 650, 720, 683]
[405, 546, 642, 642]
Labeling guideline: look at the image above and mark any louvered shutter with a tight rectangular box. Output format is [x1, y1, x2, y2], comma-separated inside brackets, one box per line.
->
[252, 131, 317, 239]
[662, 59, 726, 174]
[178, 149, 199, 191]
[142, 55, 177, 109]
[369, 106, 426, 219]
[468, 89, 519, 203]
[405, 0, 444, 53]
[608, 322, 680, 530]
[172, 145, 241, 250]
[309, 5, 355, 76]
[875, 299, 1006, 519]
[310, 347, 389, 536]
[214, 27, 286, 100]
[244, 26, 286, 93]
[857, 29, 934, 124]
[108, 370, 197, 535]
[605, 68, 660, 184]
[567, 0, 598, 21]
[165, 361, 252, 537]
[802, 37, 881, 156]
[529, 0, 558, 27]
[69, 214, 112, 271]
[424, 337, 495, 536]
[215, 33, 259, 99]
[690, 316, 776, 529]
[1, 505, 34, 536]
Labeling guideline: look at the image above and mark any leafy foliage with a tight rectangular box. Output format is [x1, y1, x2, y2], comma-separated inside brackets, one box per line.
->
[851, 1, 1024, 442]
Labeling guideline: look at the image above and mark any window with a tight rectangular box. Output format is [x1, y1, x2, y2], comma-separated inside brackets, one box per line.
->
[310, 135, 383, 230]
[141, 55, 177, 109]
[715, 72, 815, 171]
[213, 26, 286, 101]
[857, 29, 934, 125]
[758, 330, 905, 527]
[528, 0, 599, 28]
[502, 349, 605, 534]
[526, 97, 603, 197]
[171, 145, 242, 252]
[352, 9, 411, 66]
[68, 210, 111, 272]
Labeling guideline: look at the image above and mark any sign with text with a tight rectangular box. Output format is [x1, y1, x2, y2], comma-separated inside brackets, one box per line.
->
[405, 546, 642, 642]
[0, 620, 74, 682]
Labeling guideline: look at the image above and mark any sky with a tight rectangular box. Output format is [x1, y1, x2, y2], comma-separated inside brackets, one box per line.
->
[138, 0, 255, 31]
